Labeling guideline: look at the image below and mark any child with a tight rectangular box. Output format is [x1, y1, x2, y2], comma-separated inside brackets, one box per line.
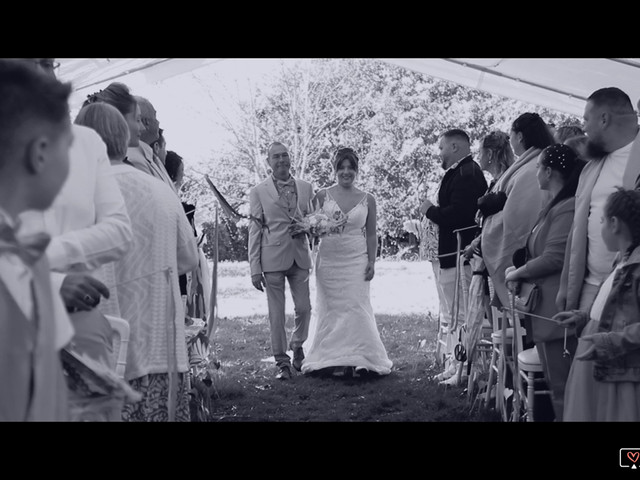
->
[557, 188, 640, 421]
[0, 59, 74, 420]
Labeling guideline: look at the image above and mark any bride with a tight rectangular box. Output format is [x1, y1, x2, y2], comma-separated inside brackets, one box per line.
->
[301, 147, 392, 377]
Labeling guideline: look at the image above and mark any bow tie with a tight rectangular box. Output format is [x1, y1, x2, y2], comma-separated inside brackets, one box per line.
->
[275, 178, 296, 189]
[0, 222, 51, 266]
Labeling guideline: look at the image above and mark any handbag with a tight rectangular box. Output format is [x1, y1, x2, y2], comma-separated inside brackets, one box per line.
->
[512, 246, 529, 269]
[514, 281, 539, 313]
[511, 218, 545, 313]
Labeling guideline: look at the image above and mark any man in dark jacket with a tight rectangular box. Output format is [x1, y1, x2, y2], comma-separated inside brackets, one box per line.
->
[420, 129, 487, 383]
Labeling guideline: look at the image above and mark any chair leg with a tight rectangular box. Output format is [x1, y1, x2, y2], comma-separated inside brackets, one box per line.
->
[497, 348, 506, 420]
[485, 348, 498, 407]
[527, 372, 535, 422]
[467, 366, 475, 396]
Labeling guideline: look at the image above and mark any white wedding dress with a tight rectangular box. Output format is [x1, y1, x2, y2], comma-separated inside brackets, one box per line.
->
[301, 191, 392, 375]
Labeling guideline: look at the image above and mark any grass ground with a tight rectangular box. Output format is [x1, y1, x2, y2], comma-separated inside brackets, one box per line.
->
[194, 260, 500, 422]
[201, 312, 499, 422]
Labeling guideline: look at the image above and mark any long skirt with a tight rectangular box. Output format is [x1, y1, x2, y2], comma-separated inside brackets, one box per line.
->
[122, 373, 190, 422]
[564, 320, 640, 422]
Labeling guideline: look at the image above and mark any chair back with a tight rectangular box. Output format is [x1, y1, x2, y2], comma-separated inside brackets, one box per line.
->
[104, 315, 130, 379]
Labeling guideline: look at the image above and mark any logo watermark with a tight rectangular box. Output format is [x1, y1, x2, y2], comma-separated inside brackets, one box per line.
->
[620, 449, 640, 469]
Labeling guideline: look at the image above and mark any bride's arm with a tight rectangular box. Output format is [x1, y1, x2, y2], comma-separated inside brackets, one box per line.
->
[365, 194, 377, 281]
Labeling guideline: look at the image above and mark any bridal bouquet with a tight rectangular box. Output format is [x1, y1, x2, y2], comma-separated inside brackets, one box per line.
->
[289, 210, 348, 237]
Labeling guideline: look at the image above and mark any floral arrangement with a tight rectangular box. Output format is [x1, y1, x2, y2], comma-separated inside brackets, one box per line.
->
[289, 209, 348, 237]
[185, 317, 220, 422]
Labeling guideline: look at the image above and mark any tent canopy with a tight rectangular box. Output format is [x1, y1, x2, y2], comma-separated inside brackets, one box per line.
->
[57, 58, 223, 109]
[382, 58, 640, 118]
[57, 58, 640, 117]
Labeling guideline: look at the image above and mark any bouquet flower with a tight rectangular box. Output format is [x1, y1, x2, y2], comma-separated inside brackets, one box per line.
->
[289, 209, 348, 237]
[184, 318, 222, 422]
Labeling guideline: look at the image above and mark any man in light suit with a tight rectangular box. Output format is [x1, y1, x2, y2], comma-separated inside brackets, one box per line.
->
[0, 59, 74, 420]
[248, 142, 314, 380]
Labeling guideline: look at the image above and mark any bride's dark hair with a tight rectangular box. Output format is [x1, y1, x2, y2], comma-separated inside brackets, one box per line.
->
[333, 147, 359, 172]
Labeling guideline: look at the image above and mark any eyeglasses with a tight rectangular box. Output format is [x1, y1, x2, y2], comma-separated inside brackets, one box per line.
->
[30, 59, 60, 71]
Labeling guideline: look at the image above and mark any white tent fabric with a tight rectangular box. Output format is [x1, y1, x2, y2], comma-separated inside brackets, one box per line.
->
[381, 58, 640, 117]
[57, 58, 640, 117]
[58, 58, 224, 109]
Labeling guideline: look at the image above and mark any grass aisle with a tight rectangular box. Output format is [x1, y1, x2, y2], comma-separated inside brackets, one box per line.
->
[198, 260, 500, 422]
[204, 312, 499, 422]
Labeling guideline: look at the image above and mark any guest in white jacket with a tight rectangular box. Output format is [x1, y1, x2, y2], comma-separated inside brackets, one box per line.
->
[17, 58, 133, 363]
[76, 102, 198, 422]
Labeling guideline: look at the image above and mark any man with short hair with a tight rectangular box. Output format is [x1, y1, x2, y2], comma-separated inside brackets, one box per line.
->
[136, 95, 160, 147]
[558, 87, 640, 313]
[0, 59, 74, 420]
[149, 128, 167, 165]
[420, 129, 487, 384]
[248, 142, 314, 380]
[127, 96, 176, 191]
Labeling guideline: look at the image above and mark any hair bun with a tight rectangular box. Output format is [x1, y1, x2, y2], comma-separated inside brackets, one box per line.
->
[332, 147, 360, 171]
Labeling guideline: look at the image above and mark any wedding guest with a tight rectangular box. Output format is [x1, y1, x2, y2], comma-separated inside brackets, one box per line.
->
[419, 129, 487, 384]
[557, 87, 640, 313]
[464, 130, 515, 260]
[136, 95, 160, 147]
[559, 188, 640, 421]
[481, 113, 554, 310]
[84, 84, 176, 191]
[75, 101, 199, 421]
[163, 150, 207, 317]
[555, 125, 584, 144]
[0, 59, 74, 421]
[149, 128, 167, 165]
[18, 60, 133, 371]
[134, 95, 176, 190]
[165, 150, 186, 191]
[504, 144, 585, 420]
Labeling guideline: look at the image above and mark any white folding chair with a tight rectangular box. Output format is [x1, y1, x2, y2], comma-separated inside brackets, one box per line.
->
[510, 303, 553, 422]
[516, 345, 552, 422]
[67, 315, 132, 421]
[484, 304, 528, 421]
[104, 315, 130, 379]
[508, 293, 554, 422]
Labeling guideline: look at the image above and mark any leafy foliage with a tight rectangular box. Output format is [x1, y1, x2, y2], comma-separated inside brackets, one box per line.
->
[183, 59, 580, 261]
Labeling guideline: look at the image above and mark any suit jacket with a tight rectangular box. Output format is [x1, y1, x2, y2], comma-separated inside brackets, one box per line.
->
[127, 142, 178, 195]
[425, 155, 487, 269]
[523, 198, 575, 342]
[248, 177, 314, 276]
[0, 255, 68, 421]
[558, 132, 640, 311]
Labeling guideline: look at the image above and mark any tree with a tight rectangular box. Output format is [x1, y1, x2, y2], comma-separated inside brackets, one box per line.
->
[182, 59, 582, 260]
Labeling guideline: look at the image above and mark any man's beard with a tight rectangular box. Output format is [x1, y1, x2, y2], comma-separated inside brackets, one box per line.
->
[585, 138, 609, 161]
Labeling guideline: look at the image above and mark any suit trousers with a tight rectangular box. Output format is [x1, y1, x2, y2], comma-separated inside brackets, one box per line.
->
[264, 261, 311, 368]
[437, 263, 472, 359]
